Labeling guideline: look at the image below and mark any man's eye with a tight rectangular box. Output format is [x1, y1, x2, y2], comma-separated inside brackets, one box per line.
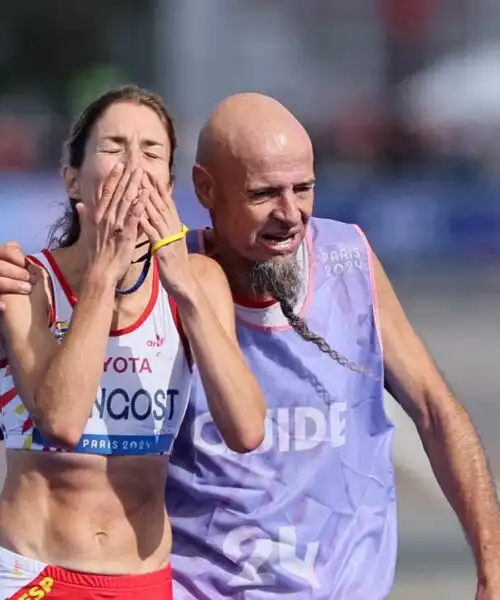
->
[249, 189, 278, 201]
[295, 185, 314, 195]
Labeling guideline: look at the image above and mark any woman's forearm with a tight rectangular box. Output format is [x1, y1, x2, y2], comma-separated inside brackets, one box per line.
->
[176, 281, 265, 453]
[35, 268, 116, 446]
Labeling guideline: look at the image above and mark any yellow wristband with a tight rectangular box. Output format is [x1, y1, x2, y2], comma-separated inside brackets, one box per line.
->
[151, 224, 189, 255]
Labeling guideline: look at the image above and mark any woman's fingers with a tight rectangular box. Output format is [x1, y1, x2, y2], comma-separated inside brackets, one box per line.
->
[144, 173, 182, 233]
[144, 194, 164, 234]
[139, 214, 159, 244]
[94, 162, 125, 222]
[105, 169, 136, 230]
[122, 188, 148, 239]
[157, 179, 179, 218]
[114, 168, 144, 231]
[143, 173, 167, 215]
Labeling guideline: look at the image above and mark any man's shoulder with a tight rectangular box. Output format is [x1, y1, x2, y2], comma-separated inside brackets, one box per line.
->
[309, 217, 365, 240]
[186, 227, 210, 256]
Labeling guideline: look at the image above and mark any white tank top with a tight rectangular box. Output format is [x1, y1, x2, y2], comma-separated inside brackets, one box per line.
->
[0, 249, 192, 456]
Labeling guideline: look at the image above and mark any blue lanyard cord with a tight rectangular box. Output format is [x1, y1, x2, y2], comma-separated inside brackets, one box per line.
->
[115, 251, 152, 296]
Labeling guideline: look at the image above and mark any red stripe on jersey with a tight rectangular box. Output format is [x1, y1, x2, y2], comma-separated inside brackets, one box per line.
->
[42, 249, 161, 337]
[41, 249, 76, 307]
[168, 296, 193, 370]
[22, 417, 33, 433]
[0, 387, 16, 409]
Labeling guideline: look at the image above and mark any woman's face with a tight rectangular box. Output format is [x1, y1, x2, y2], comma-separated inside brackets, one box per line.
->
[64, 101, 172, 211]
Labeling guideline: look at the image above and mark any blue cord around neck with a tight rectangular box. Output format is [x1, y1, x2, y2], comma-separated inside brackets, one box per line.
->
[115, 251, 152, 296]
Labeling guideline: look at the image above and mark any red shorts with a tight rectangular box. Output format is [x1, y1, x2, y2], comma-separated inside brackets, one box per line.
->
[0, 546, 173, 599]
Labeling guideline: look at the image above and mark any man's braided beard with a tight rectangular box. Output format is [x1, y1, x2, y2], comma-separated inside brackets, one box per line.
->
[247, 253, 373, 378]
[247, 256, 301, 307]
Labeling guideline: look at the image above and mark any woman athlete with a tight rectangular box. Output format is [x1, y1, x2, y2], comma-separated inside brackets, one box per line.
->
[0, 85, 266, 599]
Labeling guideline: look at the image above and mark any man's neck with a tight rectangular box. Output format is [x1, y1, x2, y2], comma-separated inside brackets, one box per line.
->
[203, 230, 273, 304]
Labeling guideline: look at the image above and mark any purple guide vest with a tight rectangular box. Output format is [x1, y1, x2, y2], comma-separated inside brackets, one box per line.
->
[167, 218, 396, 599]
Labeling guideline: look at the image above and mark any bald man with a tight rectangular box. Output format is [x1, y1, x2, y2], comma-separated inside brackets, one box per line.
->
[0, 94, 499, 600]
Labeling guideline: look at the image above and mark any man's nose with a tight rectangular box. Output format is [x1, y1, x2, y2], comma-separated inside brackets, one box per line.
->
[274, 192, 302, 226]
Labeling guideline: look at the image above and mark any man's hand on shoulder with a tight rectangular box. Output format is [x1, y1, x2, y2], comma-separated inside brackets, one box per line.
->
[0, 241, 34, 363]
[0, 242, 33, 313]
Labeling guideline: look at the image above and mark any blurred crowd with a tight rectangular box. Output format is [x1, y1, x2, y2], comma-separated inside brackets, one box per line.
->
[2, 0, 500, 266]
[1, 0, 500, 179]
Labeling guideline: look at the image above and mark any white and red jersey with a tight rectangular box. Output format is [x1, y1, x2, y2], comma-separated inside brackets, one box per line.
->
[0, 249, 192, 456]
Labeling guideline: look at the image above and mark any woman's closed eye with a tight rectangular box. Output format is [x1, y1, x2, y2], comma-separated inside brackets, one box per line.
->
[101, 147, 121, 154]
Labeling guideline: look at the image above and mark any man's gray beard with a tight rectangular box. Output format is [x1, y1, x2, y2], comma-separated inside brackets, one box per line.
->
[247, 255, 301, 307]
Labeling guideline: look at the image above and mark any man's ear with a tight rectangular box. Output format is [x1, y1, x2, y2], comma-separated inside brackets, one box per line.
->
[61, 166, 81, 200]
[192, 163, 215, 210]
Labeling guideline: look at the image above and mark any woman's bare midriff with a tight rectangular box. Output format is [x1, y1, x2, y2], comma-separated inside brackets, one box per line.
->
[0, 450, 172, 574]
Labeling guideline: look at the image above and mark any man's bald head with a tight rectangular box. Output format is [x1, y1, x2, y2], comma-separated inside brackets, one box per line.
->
[196, 93, 313, 170]
[193, 93, 315, 305]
